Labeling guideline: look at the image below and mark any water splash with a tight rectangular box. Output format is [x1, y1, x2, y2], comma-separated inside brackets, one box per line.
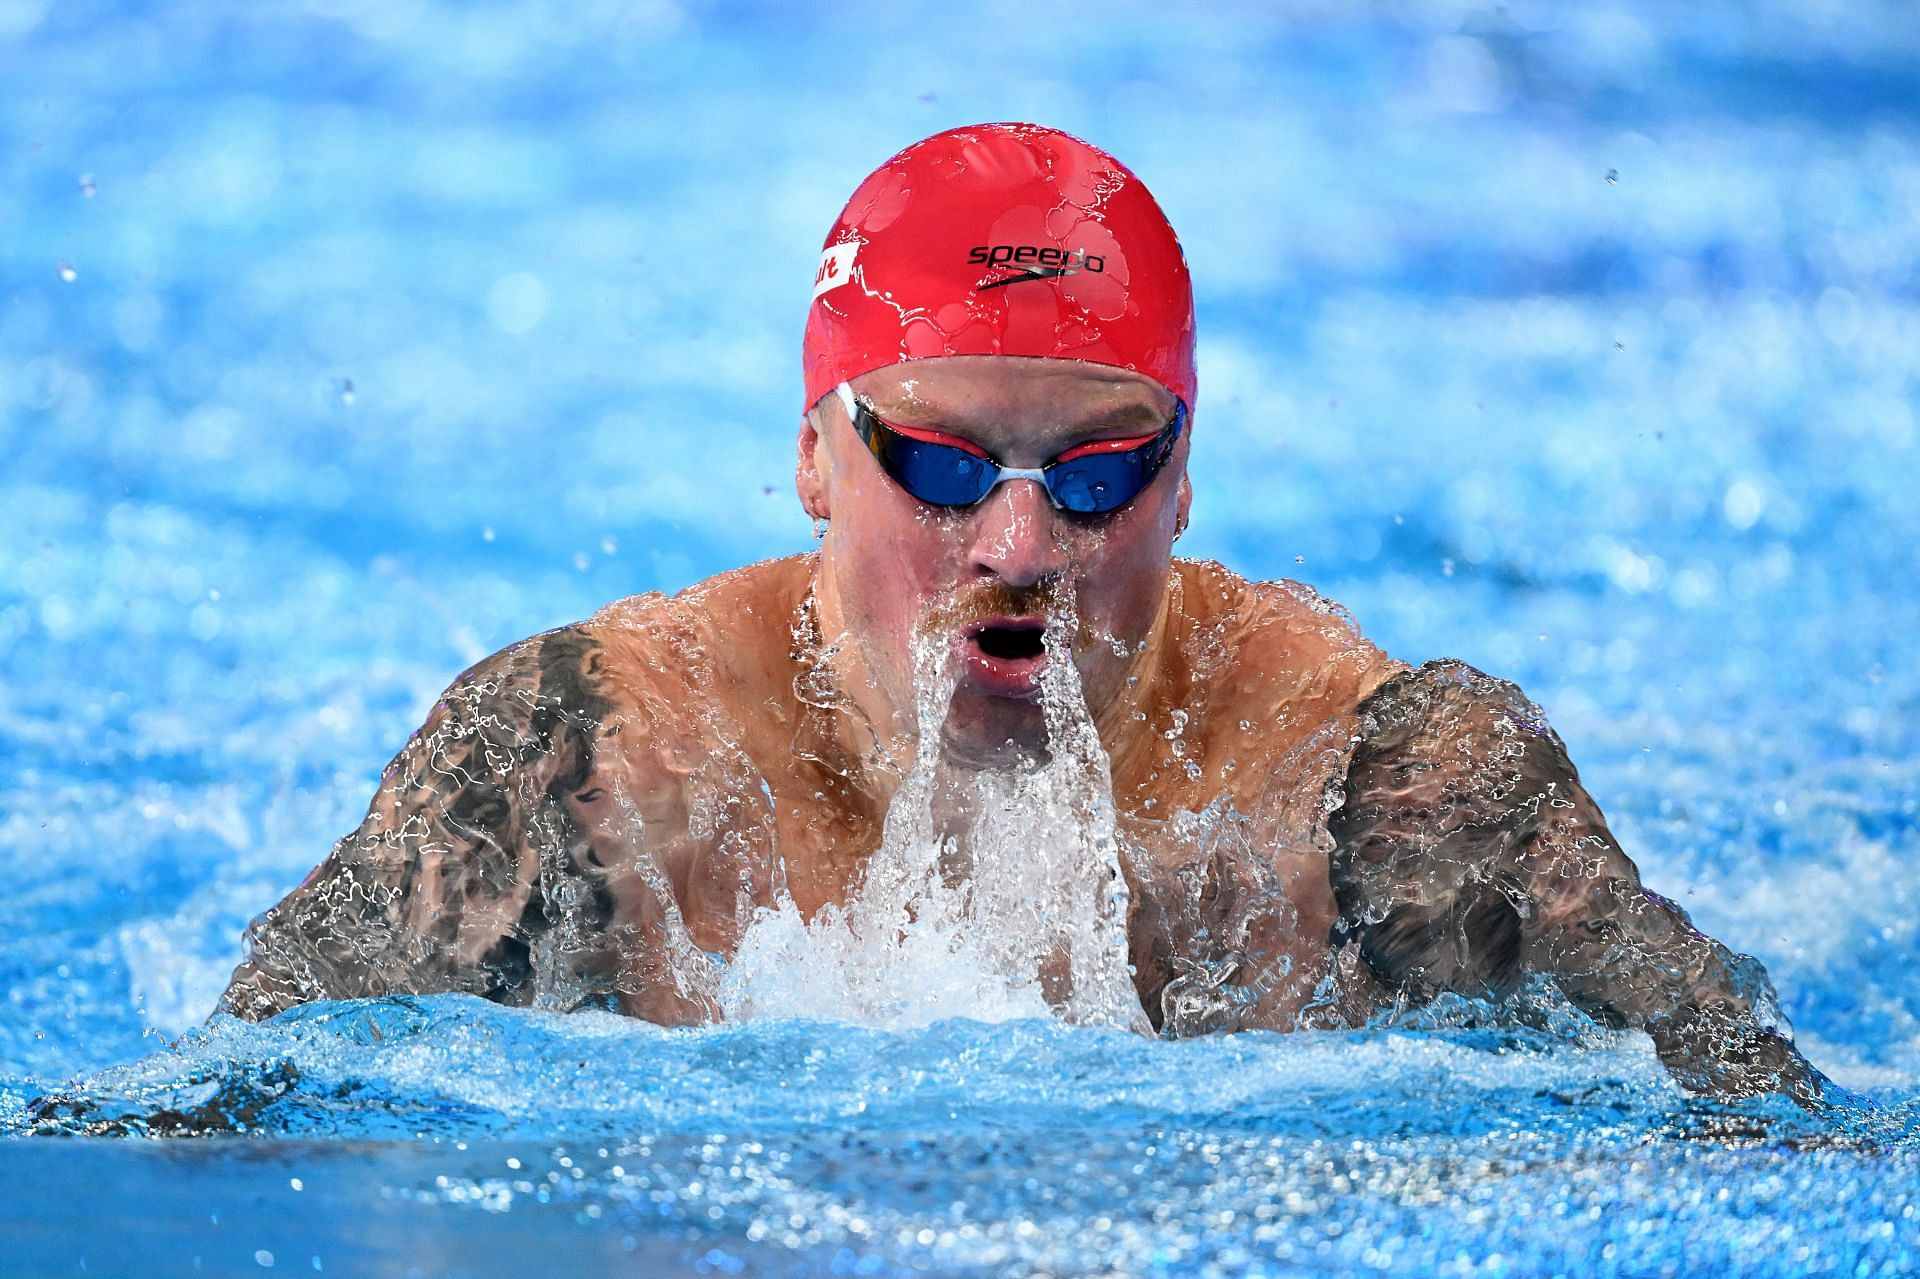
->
[720, 588, 1148, 1032]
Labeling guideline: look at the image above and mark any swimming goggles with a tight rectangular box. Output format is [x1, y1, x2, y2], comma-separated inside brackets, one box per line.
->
[835, 382, 1185, 515]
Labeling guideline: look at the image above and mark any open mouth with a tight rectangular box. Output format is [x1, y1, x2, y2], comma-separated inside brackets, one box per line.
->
[961, 619, 1050, 697]
[973, 623, 1046, 662]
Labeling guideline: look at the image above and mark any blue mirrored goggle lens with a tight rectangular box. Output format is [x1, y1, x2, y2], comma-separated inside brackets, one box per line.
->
[854, 401, 1184, 515]
[1048, 449, 1159, 514]
[881, 434, 999, 506]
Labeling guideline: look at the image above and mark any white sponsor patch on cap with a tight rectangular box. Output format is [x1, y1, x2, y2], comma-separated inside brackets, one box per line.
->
[812, 242, 859, 300]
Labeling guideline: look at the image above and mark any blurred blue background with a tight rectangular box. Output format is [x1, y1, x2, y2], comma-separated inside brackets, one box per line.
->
[2, 2, 1918, 1272]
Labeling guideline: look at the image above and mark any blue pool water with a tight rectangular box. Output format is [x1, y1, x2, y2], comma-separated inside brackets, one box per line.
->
[4, 1, 1919, 1274]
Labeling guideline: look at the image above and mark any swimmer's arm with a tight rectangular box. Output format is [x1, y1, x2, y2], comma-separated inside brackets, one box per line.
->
[1330, 660, 1828, 1106]
[217, 628, 614, 1020]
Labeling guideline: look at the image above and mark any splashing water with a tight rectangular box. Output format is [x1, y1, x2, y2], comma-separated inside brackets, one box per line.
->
[720, 589, 1149, 1032]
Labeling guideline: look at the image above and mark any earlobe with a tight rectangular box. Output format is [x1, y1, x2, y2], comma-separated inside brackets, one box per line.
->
[796, 412, 831, 520]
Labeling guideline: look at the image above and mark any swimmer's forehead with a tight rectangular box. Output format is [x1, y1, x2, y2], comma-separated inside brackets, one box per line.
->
[847, 355, 1177, 439]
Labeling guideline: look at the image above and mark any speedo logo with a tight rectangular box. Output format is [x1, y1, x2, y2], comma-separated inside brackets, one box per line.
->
[969, 244, 1106, 289]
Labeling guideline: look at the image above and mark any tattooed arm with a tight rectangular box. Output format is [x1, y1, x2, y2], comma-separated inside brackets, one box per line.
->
[1328, 660, 1829, 1105]
[218, 628, 618, 1020]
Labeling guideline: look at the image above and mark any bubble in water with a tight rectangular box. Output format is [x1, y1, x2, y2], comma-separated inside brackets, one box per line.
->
[338, 377, 355, 406]
[1605, 168, 1619, 185]
[57, 261, 77, 282]
[78, 173, 97, 198]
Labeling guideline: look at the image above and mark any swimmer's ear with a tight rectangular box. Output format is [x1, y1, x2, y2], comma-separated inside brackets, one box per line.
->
[796, 409, 831, 520]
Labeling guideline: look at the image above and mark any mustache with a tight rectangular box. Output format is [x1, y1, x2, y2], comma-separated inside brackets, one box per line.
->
[917, 580, 1069, 635]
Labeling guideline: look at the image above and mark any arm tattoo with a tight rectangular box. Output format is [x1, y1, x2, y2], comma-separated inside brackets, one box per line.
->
[1328, 659, 1828, 1105]
[218, 628, 617, 1019]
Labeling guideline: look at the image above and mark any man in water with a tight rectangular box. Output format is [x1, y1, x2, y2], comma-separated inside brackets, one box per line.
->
[221, 123, 1825, 1105]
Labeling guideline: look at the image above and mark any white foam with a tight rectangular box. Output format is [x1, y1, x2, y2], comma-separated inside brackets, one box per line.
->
[720, 594, 1148, 1032]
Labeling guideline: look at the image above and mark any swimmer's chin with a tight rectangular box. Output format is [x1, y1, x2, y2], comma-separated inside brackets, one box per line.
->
[937, 699, 1051, 772]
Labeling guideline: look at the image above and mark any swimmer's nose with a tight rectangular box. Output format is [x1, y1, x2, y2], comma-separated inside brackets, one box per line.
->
[968, 478, 1067, 589]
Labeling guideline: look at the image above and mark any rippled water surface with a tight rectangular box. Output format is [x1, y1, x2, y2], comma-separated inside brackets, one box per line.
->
[4, 1, 1919, 1275]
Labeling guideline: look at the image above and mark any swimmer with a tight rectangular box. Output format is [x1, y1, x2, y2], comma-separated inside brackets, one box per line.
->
[220, 123, 1827, 1106]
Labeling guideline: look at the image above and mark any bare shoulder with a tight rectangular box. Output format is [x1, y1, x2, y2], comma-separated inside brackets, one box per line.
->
[1327, 658, 1829, 1104]
[588, 554, 813, 709]
[218, 621, 620, 1019]
[1170, 557, 1405, 714]
[439, 622, 611, 733]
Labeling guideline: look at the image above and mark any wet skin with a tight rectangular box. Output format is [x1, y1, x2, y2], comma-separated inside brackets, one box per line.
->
[796, 357, 1195, 772]
[222, 357, 1831, 1105]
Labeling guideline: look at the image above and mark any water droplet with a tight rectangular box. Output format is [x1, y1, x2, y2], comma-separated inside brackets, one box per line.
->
[78, 173, 97, 198]
[1605, 169, 1619, 185]
[338, 377, 355, 406]
[573, 552, 591, 572]
[1614, 340, 1625, 352]
[481, 526, 496, 542]
[600, 536, 619, 555]
[56, 261, 77, 282]
[1441, 558, 1456, 577]
[1294, 555, 1305, 564]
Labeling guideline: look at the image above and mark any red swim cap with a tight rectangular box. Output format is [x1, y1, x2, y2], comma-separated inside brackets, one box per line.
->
[803, 123, 1196, 411]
